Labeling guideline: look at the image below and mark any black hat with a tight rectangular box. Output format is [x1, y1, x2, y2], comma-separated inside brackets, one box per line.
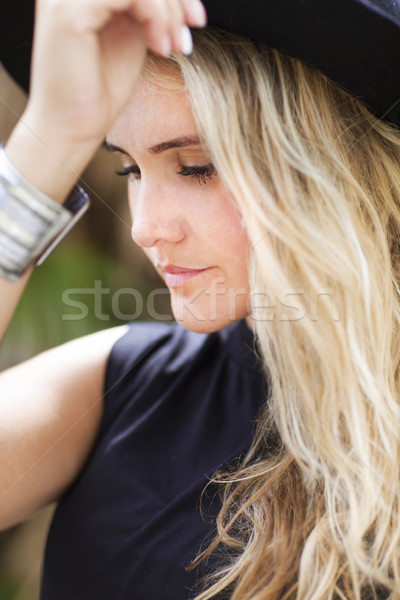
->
[2, 0, 400, 126]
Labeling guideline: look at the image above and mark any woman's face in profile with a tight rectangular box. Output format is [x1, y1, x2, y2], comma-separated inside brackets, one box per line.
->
[107, 74, 250, 333]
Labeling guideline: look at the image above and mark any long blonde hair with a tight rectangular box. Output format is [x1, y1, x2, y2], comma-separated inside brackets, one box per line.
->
[146, 28, 400, 599]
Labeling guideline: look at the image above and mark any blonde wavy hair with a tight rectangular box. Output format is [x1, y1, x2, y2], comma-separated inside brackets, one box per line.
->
[145, 28, 400, 599]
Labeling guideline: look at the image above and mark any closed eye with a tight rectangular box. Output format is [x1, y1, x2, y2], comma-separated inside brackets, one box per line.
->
[115, 163, 217, 184]
[177, 164, 216, 184]
[115, 165, 141, 180]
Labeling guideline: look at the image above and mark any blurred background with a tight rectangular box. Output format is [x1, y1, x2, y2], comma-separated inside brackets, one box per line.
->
[0, 64, 173, 599]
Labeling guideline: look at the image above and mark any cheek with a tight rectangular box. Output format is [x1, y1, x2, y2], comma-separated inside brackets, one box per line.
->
[199, 195, 249, 261]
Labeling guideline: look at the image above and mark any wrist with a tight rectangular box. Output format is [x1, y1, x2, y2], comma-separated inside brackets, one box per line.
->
[0, 145, 90, 280]
[6, 112, 101, 203]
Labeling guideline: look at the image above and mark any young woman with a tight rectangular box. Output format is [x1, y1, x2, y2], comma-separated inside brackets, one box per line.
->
[1, 0, 400, 598]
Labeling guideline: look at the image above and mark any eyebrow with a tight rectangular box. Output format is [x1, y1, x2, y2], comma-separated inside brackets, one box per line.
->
[104, 135, 202, 156]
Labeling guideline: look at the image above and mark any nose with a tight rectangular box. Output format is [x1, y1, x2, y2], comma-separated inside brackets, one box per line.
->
[130, 181, 186, 248]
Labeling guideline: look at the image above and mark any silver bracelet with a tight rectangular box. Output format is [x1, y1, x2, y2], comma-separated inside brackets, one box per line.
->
[0, 144, 90, 281]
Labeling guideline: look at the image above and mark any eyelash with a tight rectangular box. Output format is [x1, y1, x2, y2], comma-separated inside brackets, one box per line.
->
[115, 163, 216, 184]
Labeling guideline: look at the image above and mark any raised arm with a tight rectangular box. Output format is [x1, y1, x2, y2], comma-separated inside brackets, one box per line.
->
[2, 0, 206, 338]
[0, 0, 206, 529]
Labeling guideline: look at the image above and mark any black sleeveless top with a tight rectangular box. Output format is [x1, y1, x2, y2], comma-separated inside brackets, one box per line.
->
[39, 320, 266, 599]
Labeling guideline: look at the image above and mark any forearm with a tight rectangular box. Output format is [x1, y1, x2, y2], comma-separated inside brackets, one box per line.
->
[0, 127, 97, 343]
[6, 115, 100, 204]
[0, 271, 31, 343]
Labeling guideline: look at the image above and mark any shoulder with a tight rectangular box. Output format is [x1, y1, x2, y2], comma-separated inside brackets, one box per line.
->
[106, 321, 206, 373]
[103, 319, 261, 413]
[104, 319, 255, 381]
[0, 324, 132, 527]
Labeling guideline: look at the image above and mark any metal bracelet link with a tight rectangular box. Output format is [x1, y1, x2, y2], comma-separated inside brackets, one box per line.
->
[0, 144, 90, 281]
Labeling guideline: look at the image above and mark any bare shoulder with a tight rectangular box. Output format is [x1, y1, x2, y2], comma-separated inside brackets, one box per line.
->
[45, 324, 128, 372]
[0, 324, 129, 417]
[0, 325, 128, 530]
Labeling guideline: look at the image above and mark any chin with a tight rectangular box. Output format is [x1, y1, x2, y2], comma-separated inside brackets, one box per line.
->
[175, 316, 236, 334]
[168, 286, 250, 333]
[170, 300, 249, 334]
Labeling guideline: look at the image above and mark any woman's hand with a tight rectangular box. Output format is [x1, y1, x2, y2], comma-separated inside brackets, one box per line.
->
[6, 0, 206, 201]
[28, 0, 207, 144]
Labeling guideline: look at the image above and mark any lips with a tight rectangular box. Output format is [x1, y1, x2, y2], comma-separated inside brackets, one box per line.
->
[159, 264, 210, 288]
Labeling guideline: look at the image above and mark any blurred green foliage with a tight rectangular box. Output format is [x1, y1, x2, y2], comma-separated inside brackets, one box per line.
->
[0, 574, 19, 600]
[0, 241, 171, 370]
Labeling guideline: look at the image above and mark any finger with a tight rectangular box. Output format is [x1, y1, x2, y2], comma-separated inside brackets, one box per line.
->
[165, 0, 186, 54]
[143, 17, 172, 56]
[126, 0, 174, 55]
[145, 21, 192, 56]
[182, 0, 207, 28]
[100, 15, 147, 90]
[127, 0, 195, 55]
[168, 0, 206, 53]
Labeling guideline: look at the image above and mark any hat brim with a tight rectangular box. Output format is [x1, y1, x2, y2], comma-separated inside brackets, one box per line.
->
[2, 0, 400, 125]
[202, 0, 400, 126]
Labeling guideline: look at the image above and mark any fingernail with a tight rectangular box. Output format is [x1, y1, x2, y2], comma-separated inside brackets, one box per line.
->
[181, 25, 193, 55]
[160, 34, 172, 56]
[190, 0, 207, 27]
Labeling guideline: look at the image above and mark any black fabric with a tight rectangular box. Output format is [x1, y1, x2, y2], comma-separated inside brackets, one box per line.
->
[39, 319, 266, 600]
[0, 0, 33, 94]
[202, 0, 400, 125]
[1, 0, 400, 125]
